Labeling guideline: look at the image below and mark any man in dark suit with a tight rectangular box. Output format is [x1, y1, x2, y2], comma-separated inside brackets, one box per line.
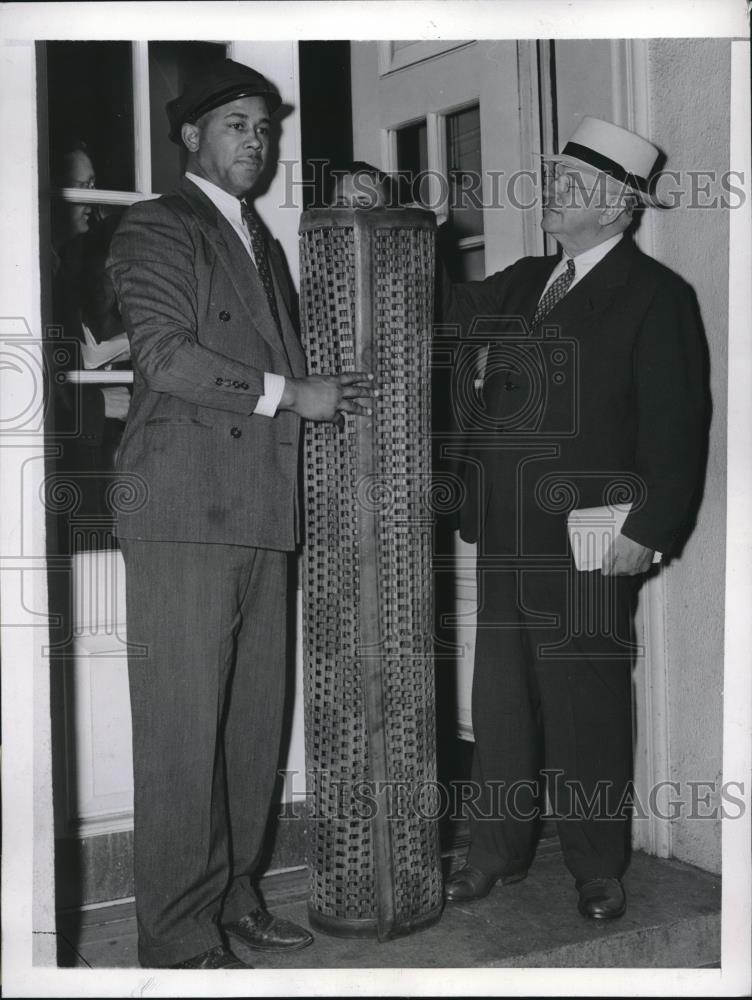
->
[107, 59, 374, 969]
[442, 118, 705, 920]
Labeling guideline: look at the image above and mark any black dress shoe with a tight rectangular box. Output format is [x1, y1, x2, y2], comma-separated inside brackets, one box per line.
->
[444, 864, 527, 902]
[576, 877, 626, 919]
[223, 907, 314, 959]
[170, 944, 251, 969]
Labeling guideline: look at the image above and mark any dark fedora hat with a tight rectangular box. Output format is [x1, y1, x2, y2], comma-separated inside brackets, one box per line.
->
[167, 58, 282, 144]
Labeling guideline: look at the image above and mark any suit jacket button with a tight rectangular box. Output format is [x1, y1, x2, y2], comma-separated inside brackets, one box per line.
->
[219, 310, 231, 322]
[215, 377, 223, 385]
[230, 427, 242, 438]
[241, 382, 249, 390]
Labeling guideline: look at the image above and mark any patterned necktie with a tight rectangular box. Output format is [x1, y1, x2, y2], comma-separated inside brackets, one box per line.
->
[240, 200, 281, 330]
[532, 257, 576, 328]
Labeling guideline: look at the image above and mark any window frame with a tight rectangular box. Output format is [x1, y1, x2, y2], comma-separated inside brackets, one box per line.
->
[386, 98, 485, 268]
[377, 40, 475, 77]
[51, 40, 229, 386]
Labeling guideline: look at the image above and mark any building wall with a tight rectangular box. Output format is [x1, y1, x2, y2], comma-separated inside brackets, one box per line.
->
[553, 39, 616, 140]
[645, 37, 730, 874]
[1, 38, 57, 965]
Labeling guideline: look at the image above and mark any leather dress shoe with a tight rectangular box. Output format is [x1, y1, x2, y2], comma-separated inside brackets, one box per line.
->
[576, 877, 626, 919]
[171, 944, 251, 969]
[444, 864, 527, 902]
[223, 907, 314, 960]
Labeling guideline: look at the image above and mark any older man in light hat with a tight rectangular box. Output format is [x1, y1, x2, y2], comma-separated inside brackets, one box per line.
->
[443, 117, 706, 920]
[108, 59, 374, 968]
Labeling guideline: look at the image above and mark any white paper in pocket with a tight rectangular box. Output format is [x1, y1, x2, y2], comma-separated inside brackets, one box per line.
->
[567, 503, 662, 571]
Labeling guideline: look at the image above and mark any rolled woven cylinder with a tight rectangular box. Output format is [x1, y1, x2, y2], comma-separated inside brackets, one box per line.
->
[299, 207, 443, 940]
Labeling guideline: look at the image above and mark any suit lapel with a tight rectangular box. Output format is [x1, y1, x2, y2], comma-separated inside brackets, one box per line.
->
[520, 257, 559, 326]
[177, 177, 293, 363]
[542, 237, 635, 330]
[268, 237, 307, 378]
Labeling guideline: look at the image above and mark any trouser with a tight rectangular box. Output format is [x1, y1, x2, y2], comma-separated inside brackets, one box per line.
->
[467, 561, 636, 883]
[119, 538, 289, 967]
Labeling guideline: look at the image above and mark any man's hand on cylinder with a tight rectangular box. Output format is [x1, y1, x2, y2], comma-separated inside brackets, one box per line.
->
[280, 372, 376, 424]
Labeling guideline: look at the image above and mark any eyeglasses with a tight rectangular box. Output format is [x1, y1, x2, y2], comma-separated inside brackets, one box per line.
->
[540, 163, 577, 191]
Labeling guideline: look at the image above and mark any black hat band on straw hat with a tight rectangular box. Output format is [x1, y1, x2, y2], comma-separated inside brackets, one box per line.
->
[561, 141, 649, 193]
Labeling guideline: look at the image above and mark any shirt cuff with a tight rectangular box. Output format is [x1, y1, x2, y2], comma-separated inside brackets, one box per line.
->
[253, 372, 286, 417]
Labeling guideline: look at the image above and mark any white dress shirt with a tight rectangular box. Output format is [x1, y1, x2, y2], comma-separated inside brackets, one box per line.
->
[539, 232, 624, 302]
[185, 172, 285, 417]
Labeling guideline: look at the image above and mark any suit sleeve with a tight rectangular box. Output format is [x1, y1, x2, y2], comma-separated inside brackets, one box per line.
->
[438, 261, 520, 541]
[441, 261, 521, 426]
[621, 277, 707, 554]
[440, 262, 515, 330]
[107, 199, 268, 415]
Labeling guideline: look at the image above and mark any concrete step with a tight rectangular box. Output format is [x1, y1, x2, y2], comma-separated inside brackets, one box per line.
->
[57, 844, 720, 969]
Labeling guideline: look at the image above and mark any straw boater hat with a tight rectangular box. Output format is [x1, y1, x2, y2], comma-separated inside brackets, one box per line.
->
[543, 116, 664, 207]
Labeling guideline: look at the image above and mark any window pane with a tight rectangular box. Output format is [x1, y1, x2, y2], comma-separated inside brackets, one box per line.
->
[149, 41, 227, 194]
[47, 42, 135, 193]
[446, 105, 483, 238]
[396, 120, 428, 205]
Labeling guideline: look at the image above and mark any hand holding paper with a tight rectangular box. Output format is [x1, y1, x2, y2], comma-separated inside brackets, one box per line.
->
[567, 503, 662, 573]
[601, 532, 655, 576]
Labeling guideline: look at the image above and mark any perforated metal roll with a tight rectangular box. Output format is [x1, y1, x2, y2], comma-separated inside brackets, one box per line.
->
[299, 208, 442, 940]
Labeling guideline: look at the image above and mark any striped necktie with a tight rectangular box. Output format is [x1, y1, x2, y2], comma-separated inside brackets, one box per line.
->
[532, 257, 576, 328]
[240, 200, 281, 330]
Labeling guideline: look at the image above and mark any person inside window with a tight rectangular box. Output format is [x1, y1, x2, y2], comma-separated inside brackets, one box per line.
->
[50, 140, 131, 544]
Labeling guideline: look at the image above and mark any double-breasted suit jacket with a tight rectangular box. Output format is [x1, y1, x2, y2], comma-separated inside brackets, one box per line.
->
[445, 237, 706, 560]
[107, 176, 309, 966]
[108, 176, 307, 549]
